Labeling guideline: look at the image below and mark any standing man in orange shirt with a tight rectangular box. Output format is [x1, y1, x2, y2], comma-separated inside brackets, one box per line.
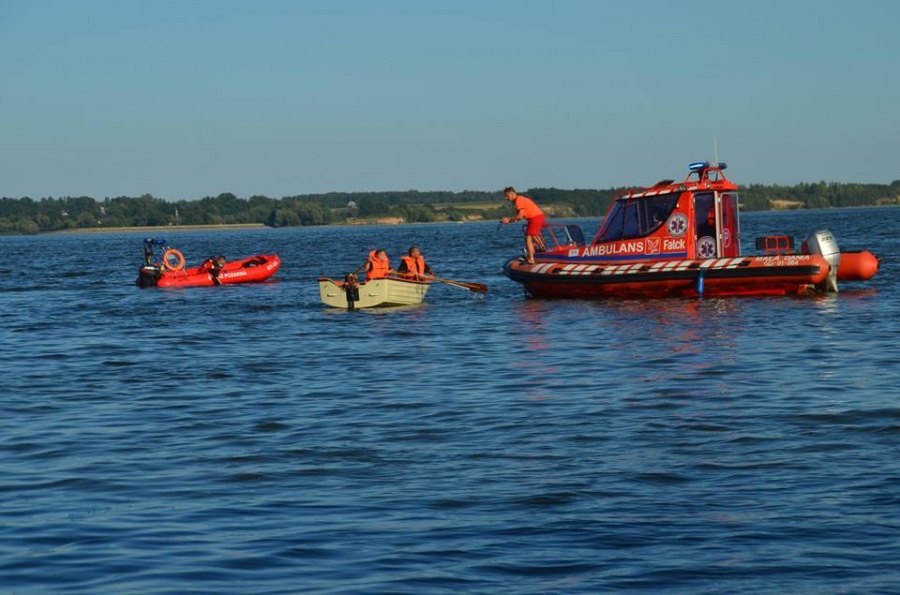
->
[501, 186, 545, 264]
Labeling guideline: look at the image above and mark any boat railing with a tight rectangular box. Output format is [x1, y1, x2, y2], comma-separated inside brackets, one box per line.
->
[142, 238, 170, 264]
[755, 235, 795, 255]
[539, 223, 586, 252]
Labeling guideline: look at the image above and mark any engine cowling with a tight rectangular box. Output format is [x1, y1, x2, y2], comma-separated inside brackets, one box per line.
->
[803, 230, 840, 292]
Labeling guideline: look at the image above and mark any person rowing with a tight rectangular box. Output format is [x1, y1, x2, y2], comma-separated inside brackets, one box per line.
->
[396, 245, 434, 281]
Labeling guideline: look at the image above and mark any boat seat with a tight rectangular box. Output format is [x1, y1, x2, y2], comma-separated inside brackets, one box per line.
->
[242, 257, 266, 268]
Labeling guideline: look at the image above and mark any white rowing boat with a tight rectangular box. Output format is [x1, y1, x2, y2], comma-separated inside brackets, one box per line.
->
[318, 276, 430, 309]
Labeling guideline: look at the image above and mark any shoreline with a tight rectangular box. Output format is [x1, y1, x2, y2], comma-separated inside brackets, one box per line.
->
[46, 223, 270, 235]
[22, 204, 899, 237]
[38, 216, 487, 236]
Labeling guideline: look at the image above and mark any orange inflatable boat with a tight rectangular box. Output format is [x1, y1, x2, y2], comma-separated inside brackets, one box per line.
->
[136, 239, 281, 288]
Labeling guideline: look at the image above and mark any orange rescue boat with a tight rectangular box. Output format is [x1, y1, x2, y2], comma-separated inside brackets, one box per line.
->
[504, 162, 879, 299]
[136, 238, 281, 288]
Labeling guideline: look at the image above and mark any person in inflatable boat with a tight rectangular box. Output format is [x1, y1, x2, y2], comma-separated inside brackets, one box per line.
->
[200, 254, 227, 272]
[199, 255, 227, 284]
[397, 246, 434, 280]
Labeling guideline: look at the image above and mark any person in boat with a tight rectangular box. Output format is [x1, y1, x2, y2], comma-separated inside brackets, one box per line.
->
[365, 249, 395, 280]
[501, 186, 546, 264]
[397, 246, 434, 280]
[199, 255, 227, 284]
[200, 254, 227, 271]
[698, 203, 716, 239]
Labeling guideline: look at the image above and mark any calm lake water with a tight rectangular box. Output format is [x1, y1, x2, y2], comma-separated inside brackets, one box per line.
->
[2, 207, 898, 593]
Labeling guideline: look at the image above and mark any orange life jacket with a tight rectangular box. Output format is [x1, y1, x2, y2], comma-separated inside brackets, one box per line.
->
[367, 250, 390, 280]
[400, 254, 425, 278]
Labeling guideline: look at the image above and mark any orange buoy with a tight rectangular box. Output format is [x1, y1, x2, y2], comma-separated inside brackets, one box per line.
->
[837, 250, 879, 281]
[162, 248, 186, 272]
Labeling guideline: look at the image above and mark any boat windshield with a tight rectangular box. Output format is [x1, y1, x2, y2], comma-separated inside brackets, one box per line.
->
[594, 192, 680, 243]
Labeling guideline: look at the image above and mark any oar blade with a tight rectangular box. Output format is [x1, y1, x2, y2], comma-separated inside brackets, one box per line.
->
[432, 277, 488, 293]
[461, 282, 488, 293]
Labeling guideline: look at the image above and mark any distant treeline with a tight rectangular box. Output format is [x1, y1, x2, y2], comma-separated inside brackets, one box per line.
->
[1, 180, 898, 235]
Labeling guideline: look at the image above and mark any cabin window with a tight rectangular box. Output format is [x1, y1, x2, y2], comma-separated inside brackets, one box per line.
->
[720, 192, 740, 257]
[594, 192, 679, 242]
[695, 192, 715, 238]
[720, 192, 739, 228]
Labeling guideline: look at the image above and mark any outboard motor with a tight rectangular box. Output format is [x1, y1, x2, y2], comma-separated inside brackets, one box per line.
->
[343, 273, 360, 311]
[803, 229, 840, 292]
[136, 265, 163, 288]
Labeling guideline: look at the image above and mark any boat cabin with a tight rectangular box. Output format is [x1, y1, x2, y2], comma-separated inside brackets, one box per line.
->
[540, 162, 742, 262]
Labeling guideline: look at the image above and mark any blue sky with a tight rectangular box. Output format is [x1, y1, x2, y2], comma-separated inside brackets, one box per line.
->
[1, 0, 897, 200]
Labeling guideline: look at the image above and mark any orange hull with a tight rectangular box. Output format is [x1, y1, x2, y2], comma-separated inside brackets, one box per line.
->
[504, 254, 831, 299]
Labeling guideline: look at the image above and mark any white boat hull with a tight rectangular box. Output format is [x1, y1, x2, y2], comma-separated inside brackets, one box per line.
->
[318, 277, 430, 309]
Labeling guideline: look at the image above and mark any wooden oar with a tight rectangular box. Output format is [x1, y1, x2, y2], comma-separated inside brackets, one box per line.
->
[429, 276, 488, 293]
[387, 273, 488, 293]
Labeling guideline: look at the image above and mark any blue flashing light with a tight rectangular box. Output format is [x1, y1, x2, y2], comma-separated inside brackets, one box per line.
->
[689, 161, 727, 171]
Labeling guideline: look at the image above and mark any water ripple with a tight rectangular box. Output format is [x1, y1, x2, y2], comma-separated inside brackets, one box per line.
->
[1, 213, 899, 592]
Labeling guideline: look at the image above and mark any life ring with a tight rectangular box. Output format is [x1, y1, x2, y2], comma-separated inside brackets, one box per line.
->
[162, 248, 186, 272]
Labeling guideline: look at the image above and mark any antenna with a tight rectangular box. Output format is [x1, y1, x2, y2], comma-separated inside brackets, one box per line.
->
[713, 135, 719, 165]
